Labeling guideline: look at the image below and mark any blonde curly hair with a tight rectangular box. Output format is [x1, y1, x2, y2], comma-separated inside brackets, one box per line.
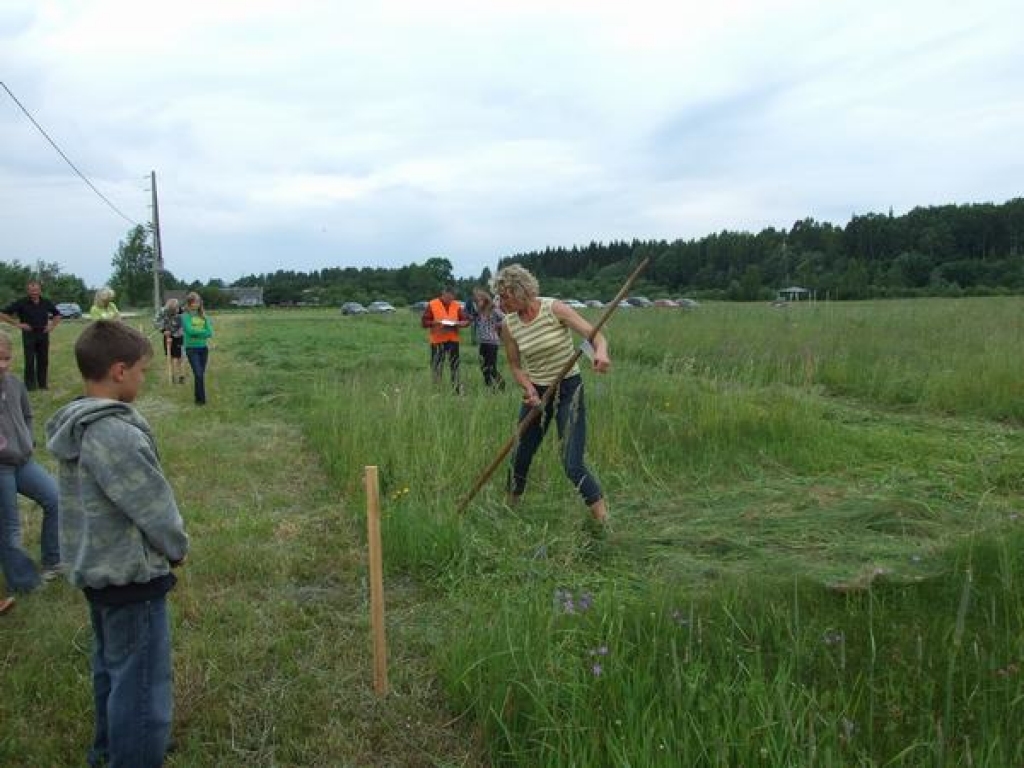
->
[491, 264, 539, 304]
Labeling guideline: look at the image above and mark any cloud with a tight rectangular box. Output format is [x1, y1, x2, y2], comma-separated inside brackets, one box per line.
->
[1, 0, 1022, 288]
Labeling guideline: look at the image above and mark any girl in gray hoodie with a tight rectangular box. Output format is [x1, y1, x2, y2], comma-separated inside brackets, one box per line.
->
[0, 332, 60, 593]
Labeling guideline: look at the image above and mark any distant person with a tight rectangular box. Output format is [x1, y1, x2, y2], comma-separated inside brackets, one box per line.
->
[182, 292, 213, 405]
[421, 285, 470, 393]
[492, 264, 612, 526]
[0, 331, 61, 594]
[0, 279, 61, 390]
[45, 320, 189, 768]
[88, 287, 121, 321]
[470, 287, 505, 391]
[155, 298, 185, 384]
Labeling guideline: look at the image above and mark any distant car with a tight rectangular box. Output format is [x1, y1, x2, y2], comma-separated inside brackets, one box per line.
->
[340, 302, 368, 315]
[624, 296, 653, 308]
[584, 299, 604, 308]
[367, 301, 396, 313]
[410, 300, 429, 313]
[677, 298, 700, 309]
[653, 299, 679, 308]
[562, 299, 586, 309]
[56, 302, 82, 319]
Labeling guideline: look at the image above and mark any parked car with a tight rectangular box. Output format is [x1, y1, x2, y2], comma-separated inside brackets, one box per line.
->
[340, 302, 368, 315]
[56, 302, 83, 319]
[367, 301, 396, 313]
[653, 299, 680, 308]
[410, 300, 429, 313]
[562, 299, 586, 309]
[584, 299, 604, 308]
[624, 296, 653, 308]
[676, 298, 701, 309]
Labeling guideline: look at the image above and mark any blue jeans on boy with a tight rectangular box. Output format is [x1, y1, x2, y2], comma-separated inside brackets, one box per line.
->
[0, 459, 60, 593]
[509, 375, 603, 505]
[185, 346, 208, 404]
[88, 596, 173, 768]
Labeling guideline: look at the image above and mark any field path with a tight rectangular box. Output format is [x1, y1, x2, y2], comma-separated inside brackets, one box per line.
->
[0, 318, 480, 768]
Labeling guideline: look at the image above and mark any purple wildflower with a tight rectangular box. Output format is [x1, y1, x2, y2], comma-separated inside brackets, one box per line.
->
[591, 663, 603, 677]
[822, 629, 845, 647]
[577, 592, 594, 611]
[589, 645, 609, 657]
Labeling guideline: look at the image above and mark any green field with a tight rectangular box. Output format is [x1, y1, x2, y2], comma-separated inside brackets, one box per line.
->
[3, 298, 1024, 766]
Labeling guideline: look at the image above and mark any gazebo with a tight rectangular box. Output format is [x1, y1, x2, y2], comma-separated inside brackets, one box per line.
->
[777, 286, 810, 301]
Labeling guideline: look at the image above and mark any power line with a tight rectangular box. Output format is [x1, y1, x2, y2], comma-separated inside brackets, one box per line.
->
[1, 80, 140, 227]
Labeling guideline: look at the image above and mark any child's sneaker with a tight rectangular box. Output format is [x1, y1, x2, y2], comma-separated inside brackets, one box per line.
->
[41, 564, 64, 582]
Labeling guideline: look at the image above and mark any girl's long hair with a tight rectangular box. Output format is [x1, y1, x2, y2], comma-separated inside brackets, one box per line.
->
[185, 292, 205, 318]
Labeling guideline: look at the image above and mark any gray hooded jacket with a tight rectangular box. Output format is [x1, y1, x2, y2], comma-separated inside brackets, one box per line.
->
[0, 374, 35, 465]
[45, 397, 188, 590]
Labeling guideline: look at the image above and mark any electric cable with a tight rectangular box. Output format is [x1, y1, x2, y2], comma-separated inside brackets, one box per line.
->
[1, 80, 140, 226]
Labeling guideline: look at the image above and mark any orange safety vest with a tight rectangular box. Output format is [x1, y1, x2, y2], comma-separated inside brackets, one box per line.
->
[428, 298, 462, 344]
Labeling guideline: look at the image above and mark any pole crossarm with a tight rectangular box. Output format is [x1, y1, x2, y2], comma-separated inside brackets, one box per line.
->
[455, 257, 651, 515]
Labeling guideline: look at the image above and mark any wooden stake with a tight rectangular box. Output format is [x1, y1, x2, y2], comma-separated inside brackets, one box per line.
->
[364, 465, 389, 696]
[165, 333, 173, 385]
[455, 257, 651, 514]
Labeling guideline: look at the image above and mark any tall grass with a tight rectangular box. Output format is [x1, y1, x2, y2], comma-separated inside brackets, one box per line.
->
[257, 301, 1024, 766]
[3, 300, 1023, 766]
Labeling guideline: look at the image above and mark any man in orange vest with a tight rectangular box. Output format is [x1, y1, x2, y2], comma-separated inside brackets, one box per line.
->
[421, 285, 470, 393]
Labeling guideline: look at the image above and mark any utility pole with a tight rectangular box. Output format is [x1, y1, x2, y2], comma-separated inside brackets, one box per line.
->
[150, 170, 164, 313]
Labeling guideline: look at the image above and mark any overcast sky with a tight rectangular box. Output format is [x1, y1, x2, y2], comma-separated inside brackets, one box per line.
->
[2, 0, 1022, 289]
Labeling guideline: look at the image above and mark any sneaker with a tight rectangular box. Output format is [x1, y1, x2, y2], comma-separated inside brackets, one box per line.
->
[0, 596, 13, 614]
[41, 565, 64, 582]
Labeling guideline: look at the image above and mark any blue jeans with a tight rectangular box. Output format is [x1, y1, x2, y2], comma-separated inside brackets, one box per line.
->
[0, 459, 60, 593]
[509, 375, 603, 506]
[88, 596, 173, 768]
[185, 346, 209, 404]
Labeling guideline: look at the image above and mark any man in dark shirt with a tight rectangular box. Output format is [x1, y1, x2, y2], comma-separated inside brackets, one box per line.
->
[0, 280, 61, 390]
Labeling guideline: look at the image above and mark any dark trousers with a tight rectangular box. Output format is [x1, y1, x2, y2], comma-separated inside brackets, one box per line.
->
[185, 347, 209, 404]
[430, 342, 461, 392]
[509, 375, 602, 505]
[21, 330, 49, 390]
[478, 343, 505, 390]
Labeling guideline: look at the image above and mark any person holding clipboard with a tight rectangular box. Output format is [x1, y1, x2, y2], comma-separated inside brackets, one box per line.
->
[421, 285, 470, 394]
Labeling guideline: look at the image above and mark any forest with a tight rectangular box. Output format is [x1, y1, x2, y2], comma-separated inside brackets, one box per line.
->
[236, 198, 1024, 304]
[2, 199, 1022, 308]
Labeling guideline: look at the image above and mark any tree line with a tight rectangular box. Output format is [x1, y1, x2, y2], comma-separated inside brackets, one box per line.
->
[3, 199, 1022, 308]
[500, 198, 1024, 301]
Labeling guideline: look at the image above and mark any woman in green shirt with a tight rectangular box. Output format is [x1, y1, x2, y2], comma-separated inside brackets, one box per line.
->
[182, 292, 213, 405]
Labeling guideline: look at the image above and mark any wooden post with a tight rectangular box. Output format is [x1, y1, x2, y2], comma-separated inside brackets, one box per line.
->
[165, 333, 173, 385]
[364, 466, 389, 696]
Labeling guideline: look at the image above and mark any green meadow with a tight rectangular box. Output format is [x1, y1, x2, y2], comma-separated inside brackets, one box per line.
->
[2, 297, 1024, 766]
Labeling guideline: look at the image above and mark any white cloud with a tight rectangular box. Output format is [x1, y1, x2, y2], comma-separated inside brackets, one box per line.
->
[1, 0, 1022, 288]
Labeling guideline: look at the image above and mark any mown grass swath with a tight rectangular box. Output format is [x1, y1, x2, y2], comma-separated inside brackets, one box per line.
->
[2, 297, 1023, 766]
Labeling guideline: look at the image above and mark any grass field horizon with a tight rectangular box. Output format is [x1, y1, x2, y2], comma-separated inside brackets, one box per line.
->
[2, 297, 1023, 766]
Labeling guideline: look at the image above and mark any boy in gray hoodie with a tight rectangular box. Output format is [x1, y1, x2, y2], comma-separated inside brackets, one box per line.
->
[46, 321, 188, 768]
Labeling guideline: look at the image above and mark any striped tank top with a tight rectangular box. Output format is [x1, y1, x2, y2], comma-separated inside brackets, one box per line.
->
[504, 297, 580, 385]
